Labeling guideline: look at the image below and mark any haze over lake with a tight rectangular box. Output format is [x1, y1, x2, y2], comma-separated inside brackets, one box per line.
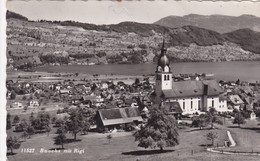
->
[34, 61, 260, 82]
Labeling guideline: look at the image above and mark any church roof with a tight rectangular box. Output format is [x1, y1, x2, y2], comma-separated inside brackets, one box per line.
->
[158, 55, 169, 68]
[162, 80, 223, 98]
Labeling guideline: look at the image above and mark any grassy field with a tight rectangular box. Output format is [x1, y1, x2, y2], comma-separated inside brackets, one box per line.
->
[224, 119, 260, 153]
[7, 120, 260, 161]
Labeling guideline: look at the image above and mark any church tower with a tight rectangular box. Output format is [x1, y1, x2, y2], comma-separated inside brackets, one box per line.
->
[155, 40, 172, 96]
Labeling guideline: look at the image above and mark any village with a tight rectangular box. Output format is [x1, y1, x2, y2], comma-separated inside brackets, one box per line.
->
[5, 41, 260, 161]
[6, 63, 260, 158]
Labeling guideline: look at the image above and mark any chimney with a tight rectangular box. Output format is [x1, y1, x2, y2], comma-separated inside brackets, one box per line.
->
[203, 84, 208, 96]
[203, 84, 208, 111]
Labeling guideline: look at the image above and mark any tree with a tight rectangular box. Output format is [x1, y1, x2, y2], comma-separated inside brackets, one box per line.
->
[15, 119, 28, 132]
[206, 132, 218, 146]
[134, 105, 179, 151]
[25, 125, 35, 138]
[66, 108, 83, 141]
[55, 118, 65, 127]
[7, 136, 21, 155]
[81, 120, 90, 135]
[22, 95, 27, 100]
[6, 113, 12, 130]
[12, 115, 20, 125]
[134, 78, 140, 85]
[10, 90, 16, 100]
[29, 112, 35, 124]
[233, 113, 246, 127]
[236, 79, 240, 85]
[54, 125, 67, 149]
[52, 116, 57, 124]
[66, 107, 94, 140]
[31, 112, 50, 132]
[45, 125, 51, 136]
[106, 134, 112, 144]
[207, 108, 223, 129]
[192, 114, 209, 130]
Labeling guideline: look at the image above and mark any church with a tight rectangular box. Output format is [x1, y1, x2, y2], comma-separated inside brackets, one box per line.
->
[152, 41, 228, 115]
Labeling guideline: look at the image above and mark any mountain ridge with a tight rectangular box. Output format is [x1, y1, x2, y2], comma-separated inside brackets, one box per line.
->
[154, 14, 260, 33]
[5, 11, 260, 70]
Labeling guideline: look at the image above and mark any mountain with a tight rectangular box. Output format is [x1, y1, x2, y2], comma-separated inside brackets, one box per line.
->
[154, 14, 260, 33]
[5, 11, 260, 70]
[223, 29, 260, 54]
[167, 26, 224, 46]
[6, 10, 28, 21]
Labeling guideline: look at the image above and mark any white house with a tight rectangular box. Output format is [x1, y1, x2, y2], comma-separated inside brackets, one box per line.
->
[29, 100, 40, 107]
[12, 102, 23, 109]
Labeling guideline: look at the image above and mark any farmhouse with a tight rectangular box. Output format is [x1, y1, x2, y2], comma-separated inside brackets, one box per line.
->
[153, 41, 228, 115]
[96, 107, 143, 131]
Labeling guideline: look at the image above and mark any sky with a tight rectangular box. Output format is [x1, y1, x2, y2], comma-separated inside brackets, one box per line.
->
[6, 0, 260, 25]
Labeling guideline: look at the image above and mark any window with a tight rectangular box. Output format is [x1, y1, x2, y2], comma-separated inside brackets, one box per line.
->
[183, 101, 185, 110]
[164, 75, 167, 80]
[167, 75, 170, 80]
[198, 100, 201, 110]
[212, 100, 214, 107]
[191, 100, 193, 109]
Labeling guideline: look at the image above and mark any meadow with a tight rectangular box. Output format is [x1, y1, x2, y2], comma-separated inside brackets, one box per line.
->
[7, 119, 260, 161]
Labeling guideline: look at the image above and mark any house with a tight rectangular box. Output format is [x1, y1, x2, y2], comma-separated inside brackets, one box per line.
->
[82, 95, 104, 107]
[101, 81, 109, 89]
[250, 111, 256, 120]
[59, 89, 71, 95]
[71, 95, 82, 105]
[12, 102, 23, 109]
[216, 95, 232, 112]
[96, 107, 143, 132]
[163, 101, 183, 120]
[29, 100, 40, 107]
[228, 95, 244, 110]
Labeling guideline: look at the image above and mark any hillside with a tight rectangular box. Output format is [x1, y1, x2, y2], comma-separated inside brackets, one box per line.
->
[6, 10, 28, 21]
[154, 14, 260, 33]
[223, 29, 260, 54]
[6, 11, 260, 70]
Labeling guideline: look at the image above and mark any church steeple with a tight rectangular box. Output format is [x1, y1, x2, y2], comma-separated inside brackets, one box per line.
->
[157, 40, 170, 71]
[155, 40, 173, 93]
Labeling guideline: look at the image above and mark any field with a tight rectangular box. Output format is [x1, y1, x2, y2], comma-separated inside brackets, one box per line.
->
[7, 119, 260, 161]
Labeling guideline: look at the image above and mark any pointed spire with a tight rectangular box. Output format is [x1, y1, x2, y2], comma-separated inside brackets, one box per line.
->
[161, 39, 167, 55]
[162, 39, 165, 49]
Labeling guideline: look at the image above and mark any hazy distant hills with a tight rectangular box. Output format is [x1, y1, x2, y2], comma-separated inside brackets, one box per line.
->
[5, 11, 260, 69]
[154, 14, 260, 33]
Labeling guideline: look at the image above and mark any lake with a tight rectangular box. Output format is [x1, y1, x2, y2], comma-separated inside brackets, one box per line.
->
[34, 61, 260, 82]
